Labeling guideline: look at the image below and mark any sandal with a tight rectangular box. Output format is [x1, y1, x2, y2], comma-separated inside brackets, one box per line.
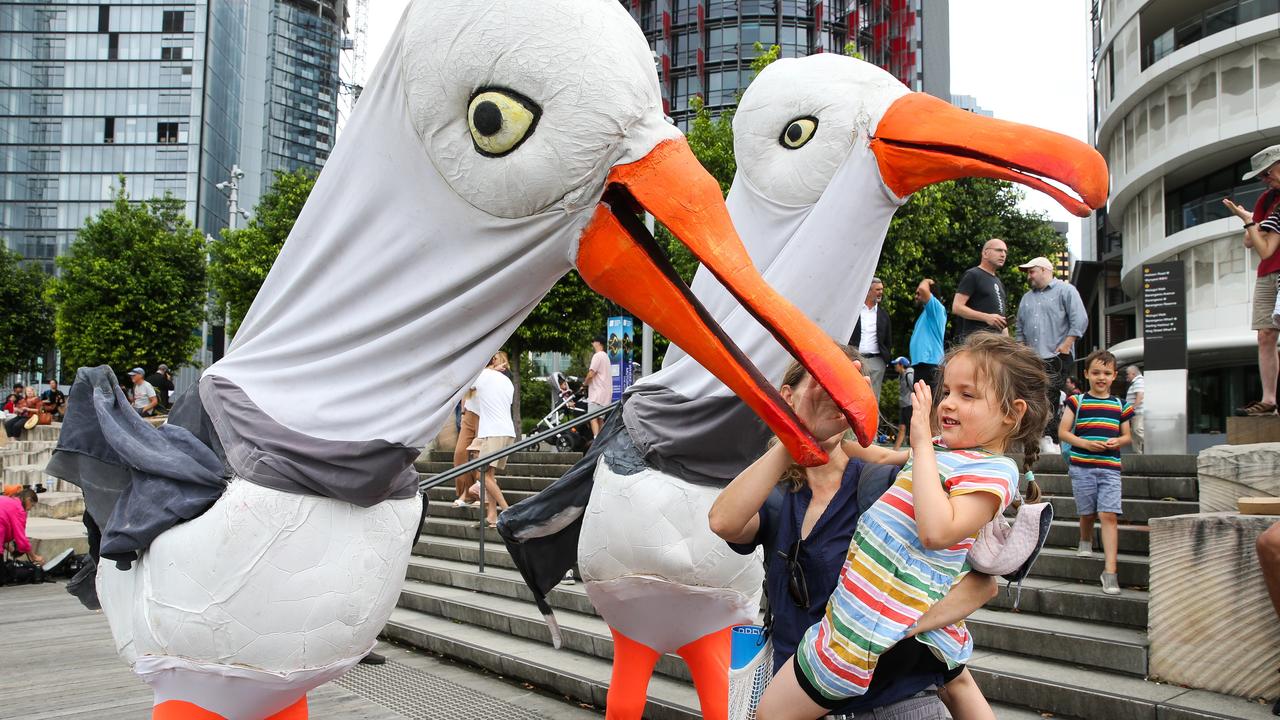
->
[1237, 401, 1278, 416]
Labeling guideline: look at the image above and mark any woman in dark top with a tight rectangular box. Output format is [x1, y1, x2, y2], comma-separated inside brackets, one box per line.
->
[710, 356, 997, 719]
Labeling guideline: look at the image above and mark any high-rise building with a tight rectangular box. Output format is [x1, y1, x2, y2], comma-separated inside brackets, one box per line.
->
[619, 0, 949, 129]
[849, 0, 950, 100]
[951, 93, 993, 117]
[0, 0, 344, 272]
[1080, 0, 1280, 446]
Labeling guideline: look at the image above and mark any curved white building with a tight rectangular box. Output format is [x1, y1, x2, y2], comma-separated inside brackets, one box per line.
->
[1083, 0, 1280, 444]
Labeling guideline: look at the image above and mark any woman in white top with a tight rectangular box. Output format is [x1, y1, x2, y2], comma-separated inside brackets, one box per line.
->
[467, 352, 516, 526]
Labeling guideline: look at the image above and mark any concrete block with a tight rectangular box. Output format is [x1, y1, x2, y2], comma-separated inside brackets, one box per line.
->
[1227, 416, 1280, 445]
[1148, 512, 1280, 701]
[25, 516, 88, 557]
[27, 491, 83, 520]
[1197, 443, 1280, 513]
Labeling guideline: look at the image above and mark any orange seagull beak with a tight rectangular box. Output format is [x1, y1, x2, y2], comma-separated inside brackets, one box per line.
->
[576, 138, 877, 465]
[871, 92, 1109, 217]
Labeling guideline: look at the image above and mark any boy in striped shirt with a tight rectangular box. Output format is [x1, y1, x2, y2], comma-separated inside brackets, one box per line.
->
[1059, 349, 1133, 595]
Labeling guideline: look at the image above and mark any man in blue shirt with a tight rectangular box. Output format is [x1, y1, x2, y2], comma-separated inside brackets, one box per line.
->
[908, 279, 946, 387]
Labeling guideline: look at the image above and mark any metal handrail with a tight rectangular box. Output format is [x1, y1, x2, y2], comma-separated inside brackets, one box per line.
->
[418, 400, 617, 573]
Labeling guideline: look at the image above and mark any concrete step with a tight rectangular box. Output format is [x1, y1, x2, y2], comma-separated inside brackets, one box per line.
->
[428, 486, 538, 506]
[415, 534, 521, 571]
[1027, 546, 1149, 588]
[2, 439, 57, 452]
[967, 607, 1147, 676]
[383, 607, 702, 720]
[26, 516, 88, 557]
[421, 450, 582, 466]
[398, 580, 698, 684]
[970, 650, 1275, 720]
[1029, 453, 1197, 477]
[3, 464, 53, 486]
[0, 448, 53, 470]
[417, 460, 576, 478]
[985, 576, 1148, 629]
[27, 491, 84, 520]
[406, 555, 597, 617]
[1033, 472, 1197, 501]
[387, 590, 1060, 720]
[1044, 519, 1151, 555]
[424, 474, 554, 495]
[1044, 494, 1200, 524]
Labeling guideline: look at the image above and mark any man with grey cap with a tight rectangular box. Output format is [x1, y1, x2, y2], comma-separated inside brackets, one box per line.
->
[1017, 256, 1087, 441]
[1224, 143, 1280, 416]
[128, 367, 158, 417]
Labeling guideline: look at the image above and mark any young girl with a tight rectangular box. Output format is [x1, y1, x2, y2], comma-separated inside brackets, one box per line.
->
[756, 333, 1050, 720]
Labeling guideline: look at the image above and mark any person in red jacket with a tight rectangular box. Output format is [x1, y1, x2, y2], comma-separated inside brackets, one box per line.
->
[0, 487, 41, 566]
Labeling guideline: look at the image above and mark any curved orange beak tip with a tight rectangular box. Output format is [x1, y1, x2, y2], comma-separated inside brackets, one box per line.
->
[871, 93, 1109, 218]
[576, 139, 880, 461]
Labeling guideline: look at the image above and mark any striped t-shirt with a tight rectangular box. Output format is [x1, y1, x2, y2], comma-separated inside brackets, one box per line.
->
[1065, 394, 1133, 470]
[796, 443, 1018, 702]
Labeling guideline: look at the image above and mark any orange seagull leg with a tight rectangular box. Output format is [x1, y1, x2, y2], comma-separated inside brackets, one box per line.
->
[675, 626, 732, 720]
[265, 695, 308, 720]
[152, 700, 224, 720]
[606, 627, 662, 720]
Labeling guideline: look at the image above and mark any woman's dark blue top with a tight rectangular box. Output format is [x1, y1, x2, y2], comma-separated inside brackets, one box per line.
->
[727, 457, 947, 715]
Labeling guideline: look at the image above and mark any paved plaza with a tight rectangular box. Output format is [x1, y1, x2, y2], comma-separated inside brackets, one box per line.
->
[0, 582, 601, 720]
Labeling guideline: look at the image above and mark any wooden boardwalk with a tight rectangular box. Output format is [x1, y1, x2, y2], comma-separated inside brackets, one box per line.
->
[0, 582, 599, 719]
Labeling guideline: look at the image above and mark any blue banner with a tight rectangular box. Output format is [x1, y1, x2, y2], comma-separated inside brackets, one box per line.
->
[607, 316, 635, 401]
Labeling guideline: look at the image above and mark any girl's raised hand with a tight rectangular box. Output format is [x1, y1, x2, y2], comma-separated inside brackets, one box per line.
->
[910, 380, 933, 443]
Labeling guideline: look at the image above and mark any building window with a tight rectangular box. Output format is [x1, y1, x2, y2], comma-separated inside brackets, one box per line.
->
[162, 10, 188, 33]
[98, 5, 110, 32]
[108, 32, 119, 60]
[104, 117, 115, 143]
[157, 122, 179, 143]
[160, 46, 191, 61]
[27, 178, 57, 202]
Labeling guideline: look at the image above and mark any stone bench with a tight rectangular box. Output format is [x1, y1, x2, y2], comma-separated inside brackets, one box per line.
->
[23, 516, 88, 559]
[1198, 443, 1280, 512]
[1149, 512, 1280, 701]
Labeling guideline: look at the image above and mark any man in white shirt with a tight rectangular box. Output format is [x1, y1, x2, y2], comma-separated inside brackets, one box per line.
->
[585, 336, 611, 436]
[468, 352, 515, 527]
[129, 368, 158, 417]
[1125, 365, 1145, 454]
[848, 277, 892, 398]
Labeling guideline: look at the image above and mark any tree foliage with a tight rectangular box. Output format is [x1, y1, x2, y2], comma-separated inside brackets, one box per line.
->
[209, 168, 318, 334]
[0, 245, 54, 375]
[876, 178, 1068, 358]
[48, 181, 206, 373]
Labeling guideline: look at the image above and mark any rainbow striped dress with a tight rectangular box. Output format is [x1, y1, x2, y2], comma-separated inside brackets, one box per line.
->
[795, 445, 1018, 704]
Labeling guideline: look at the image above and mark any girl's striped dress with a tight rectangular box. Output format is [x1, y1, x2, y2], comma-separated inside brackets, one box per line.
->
[794, 444, 1018, 705]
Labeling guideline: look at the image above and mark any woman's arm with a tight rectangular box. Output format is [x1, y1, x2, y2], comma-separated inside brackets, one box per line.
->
[1224, 198, 1280, 258]
[842, 439, 908, 468]
[909, 382, 1003, 551]
[905, 572, 998, 637]
[708, 442, 790, 544]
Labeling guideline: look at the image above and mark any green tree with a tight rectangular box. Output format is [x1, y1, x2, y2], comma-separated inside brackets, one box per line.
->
[48, 181, 206, 373]
[505, 270, 608, 430]
[0, 246, 54, 376]
[209, 168, 318, 334]
[876, 178, 1068, 360]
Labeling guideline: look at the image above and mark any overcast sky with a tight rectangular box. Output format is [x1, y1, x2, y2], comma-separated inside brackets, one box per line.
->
[362, 1, 1093, 252]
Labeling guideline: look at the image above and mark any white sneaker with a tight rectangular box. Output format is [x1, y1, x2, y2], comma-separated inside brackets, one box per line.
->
[451, 499, 466, 508]
[1077, 541, 1093, 557]
[1100, 572, 1121, 595]
[560, 572, 576, 585]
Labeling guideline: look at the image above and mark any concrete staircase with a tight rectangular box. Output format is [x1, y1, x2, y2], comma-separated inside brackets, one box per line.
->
[386, 451, 1273, 720]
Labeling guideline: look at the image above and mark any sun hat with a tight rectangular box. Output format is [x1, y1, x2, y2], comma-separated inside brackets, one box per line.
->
[1242, 143, 1280, 181]
[1018, 257, 1054, 272]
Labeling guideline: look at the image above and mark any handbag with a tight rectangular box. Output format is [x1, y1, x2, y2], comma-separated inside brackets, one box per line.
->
[36, 411, 53, 425]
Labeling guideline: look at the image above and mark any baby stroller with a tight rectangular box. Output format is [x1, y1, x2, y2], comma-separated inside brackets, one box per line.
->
[534, 372, 593, 452]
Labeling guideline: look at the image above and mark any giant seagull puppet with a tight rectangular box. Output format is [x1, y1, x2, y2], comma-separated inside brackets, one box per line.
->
[499, 53, 1108, 719]
[47, 3, 878, 719]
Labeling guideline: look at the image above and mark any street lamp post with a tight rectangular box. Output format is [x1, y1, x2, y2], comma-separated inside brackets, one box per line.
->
[214, 165, 250, 357]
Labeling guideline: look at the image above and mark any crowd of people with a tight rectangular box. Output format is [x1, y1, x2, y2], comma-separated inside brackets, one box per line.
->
[1, 364, 177, 442]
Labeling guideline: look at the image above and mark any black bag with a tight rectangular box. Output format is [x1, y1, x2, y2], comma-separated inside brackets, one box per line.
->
[1, 559, 48, 585]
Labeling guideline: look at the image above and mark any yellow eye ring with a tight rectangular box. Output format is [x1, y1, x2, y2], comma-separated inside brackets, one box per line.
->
[780, 116, 819, 149]
[468, 88, 541, 157]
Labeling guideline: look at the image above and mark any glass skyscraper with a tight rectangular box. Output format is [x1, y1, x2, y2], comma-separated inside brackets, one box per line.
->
[619, 0, 949, 129]
[0, 0, 343, 272]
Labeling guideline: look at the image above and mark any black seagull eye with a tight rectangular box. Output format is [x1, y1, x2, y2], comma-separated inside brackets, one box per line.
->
[780, 116, 819, 149]
[468, 88, 542, 157]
